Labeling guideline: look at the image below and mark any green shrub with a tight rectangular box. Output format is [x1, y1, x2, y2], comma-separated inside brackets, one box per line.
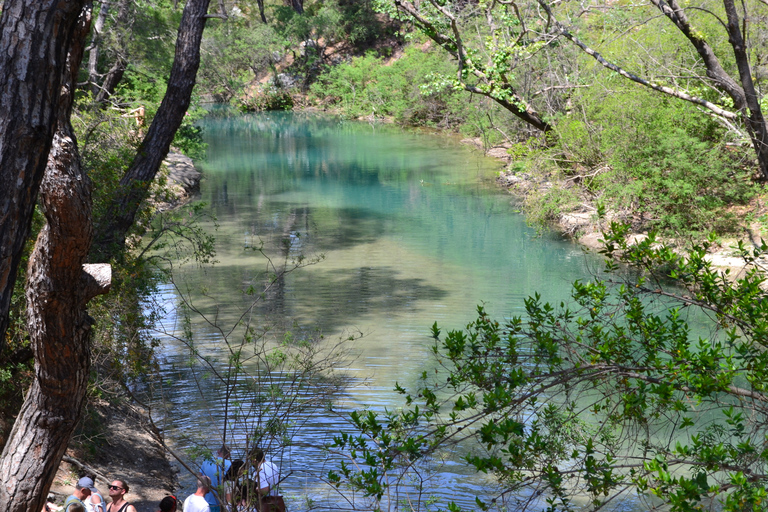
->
[241, 87, 295, 112]
[596, 91, 756, 235]
[542, 87, 758, 237]
[310, 44, 475, 128]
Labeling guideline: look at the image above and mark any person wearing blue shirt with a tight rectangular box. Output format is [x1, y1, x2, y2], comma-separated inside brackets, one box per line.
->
[200, 446, 231, 512]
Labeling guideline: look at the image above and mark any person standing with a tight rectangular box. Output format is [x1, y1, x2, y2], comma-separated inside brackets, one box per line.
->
[78, 476, 105, 512]
[105, 480, 136, 512]
[250, 448, 279, 497]
[184, 477, 212, 512]
[200, 445, 231, 512]
[223, 459, 246, 508]
[64, 479, 91, 512]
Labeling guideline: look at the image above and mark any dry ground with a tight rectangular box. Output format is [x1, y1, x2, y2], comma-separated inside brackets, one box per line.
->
[47, 401, 179, 512]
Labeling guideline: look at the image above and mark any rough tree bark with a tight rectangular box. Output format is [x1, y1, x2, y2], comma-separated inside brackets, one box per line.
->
[0, 0, 89, 355]
[92, 0, 212, 261]
[0, 2, 113, 510]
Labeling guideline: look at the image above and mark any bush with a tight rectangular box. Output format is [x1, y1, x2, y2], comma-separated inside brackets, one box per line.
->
[310, 44, 476, 128]
[538, 87, 759, 237]
[596, 91, 756, 235]
[240, 86, 295, 112]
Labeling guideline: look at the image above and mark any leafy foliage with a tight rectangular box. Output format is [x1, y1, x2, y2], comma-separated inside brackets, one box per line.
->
[329, 225, 768, 511]
[310, 44, 493, 130]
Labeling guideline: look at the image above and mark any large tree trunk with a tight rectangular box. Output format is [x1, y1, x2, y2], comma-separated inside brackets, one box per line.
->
[286, 0, 304, 14]
[0, 0, 89, 355]
[0, 4, 113, 511]
[92, 0, 212, 261]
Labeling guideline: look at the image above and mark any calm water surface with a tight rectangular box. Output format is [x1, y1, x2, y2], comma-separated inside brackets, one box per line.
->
[151, 112, 610, 509]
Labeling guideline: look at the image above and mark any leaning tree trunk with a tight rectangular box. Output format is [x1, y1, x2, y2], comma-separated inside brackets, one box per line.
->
[0, 0, 88, 355]
[256, 0, 268, 23]
[0, 4, 112, 511]
[92, 0, 211, 261]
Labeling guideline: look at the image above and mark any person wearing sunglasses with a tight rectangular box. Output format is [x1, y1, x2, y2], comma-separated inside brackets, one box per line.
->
[106, 480, 136, 512]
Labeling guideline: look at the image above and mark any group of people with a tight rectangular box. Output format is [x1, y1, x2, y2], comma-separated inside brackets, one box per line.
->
[48, 476, 141, 512]
[46, 446, 278, 512]
[196, 446, 280, 512]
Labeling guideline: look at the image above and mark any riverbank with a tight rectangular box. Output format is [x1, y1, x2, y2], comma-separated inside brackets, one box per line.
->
[47, 401, 178, 512]
[46, 152, 200, 512]
[459, 135, 768, 276]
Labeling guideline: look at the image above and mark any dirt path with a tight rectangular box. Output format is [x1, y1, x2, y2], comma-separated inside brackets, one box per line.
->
[47, 401, 180, 512]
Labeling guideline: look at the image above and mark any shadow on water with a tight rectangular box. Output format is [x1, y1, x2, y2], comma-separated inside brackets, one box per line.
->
[287, 265, 448, 331]
[150, 111, 622, 510]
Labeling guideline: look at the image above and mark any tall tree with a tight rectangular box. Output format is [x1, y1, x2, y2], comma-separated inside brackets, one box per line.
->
[0, 0, 89, 354]
[90, 0, 133, 103]
[286, 0, 304, 15]
[92, 0, 212, 261]
[0, 3, 111, 511]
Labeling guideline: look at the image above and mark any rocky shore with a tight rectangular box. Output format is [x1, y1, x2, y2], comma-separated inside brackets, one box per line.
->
[157, 151, 203, 211]
[462, 136, 765, 276]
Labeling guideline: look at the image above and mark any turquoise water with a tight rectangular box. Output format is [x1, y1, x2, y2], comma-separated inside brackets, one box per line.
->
[152, 112, 608, 509]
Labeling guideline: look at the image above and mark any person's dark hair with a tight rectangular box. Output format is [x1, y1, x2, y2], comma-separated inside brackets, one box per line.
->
[249, 448, 265, 464]
[224, 459, 245, 481]
[218, 445, 231, 459]
[159, 495, 177, 512]
[114, 479, 129, 493]
[238, 481, 255, 503]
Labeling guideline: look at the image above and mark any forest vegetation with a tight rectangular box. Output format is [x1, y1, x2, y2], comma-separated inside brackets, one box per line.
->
[0, 0, 768, 511]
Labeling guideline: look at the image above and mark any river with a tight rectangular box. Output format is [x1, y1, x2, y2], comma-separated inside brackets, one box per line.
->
[149, 112, 610, 510]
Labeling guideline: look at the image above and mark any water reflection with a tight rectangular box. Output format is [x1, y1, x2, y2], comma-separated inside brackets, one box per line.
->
[150, 112, 607, 510]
